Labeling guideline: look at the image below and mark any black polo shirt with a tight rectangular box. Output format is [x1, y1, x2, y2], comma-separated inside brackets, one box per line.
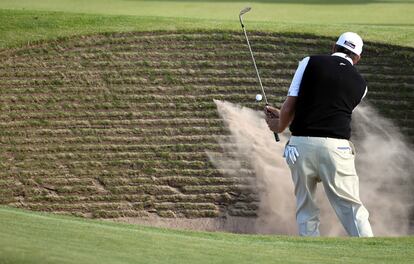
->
[289, 54, 366, 139]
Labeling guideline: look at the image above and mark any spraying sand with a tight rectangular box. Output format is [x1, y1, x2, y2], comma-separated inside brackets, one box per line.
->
[209, 100, 413, 236]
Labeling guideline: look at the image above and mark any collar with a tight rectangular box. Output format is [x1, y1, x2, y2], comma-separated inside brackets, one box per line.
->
[332, 52, 354, 65]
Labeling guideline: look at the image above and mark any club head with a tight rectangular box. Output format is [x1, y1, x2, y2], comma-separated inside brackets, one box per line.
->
[239, 6, 251, 17]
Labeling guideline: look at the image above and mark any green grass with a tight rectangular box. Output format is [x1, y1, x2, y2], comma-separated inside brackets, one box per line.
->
[0, 2, 413, 263]
[0, 0, 413, 49]
[1, 207, 413, 264]
[1, 0, 413, 24]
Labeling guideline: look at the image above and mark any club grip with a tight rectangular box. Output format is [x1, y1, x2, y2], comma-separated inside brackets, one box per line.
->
[274, 132, 280, 142]
[265, 104, 280, 143]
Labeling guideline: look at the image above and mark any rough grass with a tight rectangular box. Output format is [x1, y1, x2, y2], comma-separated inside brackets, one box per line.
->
[1, 206, 413, 264]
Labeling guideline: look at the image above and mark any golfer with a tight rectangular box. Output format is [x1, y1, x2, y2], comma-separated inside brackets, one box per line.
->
[265, 32, 373, 237]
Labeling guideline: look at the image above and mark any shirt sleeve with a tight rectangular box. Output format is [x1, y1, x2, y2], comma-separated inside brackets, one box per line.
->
[362, 86, 368, 100]
[287, 57, 310, 97]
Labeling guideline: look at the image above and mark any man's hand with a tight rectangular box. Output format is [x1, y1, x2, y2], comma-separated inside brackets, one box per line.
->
[265, 115, 279, 132]
[264, 105, 280, 132]
[264, 105, 280, 118]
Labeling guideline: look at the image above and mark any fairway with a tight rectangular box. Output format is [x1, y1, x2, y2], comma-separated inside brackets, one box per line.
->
[1, 207, 413, 264]
[0, 0, 413, 49]
[1, 0, 413, 24]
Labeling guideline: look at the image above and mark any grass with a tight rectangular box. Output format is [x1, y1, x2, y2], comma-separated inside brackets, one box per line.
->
[0, 2, 413, 262]
[1, 206, 413, 264]
[1, 0, 413, 24]
[0, 1, 413, 49]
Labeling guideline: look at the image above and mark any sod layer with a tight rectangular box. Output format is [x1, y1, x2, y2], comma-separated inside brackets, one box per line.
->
[0, 31, 413, 222]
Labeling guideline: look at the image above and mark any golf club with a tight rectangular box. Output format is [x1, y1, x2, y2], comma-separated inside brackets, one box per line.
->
[239, 7, 280, 142]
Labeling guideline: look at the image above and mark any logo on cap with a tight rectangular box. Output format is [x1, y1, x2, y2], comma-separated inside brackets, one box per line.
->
[344, 40, 356, 49]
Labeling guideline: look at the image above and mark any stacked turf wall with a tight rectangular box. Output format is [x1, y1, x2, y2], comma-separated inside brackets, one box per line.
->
[0, 31, 413, 222]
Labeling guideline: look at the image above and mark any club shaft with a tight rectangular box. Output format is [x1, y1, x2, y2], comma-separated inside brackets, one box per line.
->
[241, 26, 268, 105]
[240, 12, 280, 142]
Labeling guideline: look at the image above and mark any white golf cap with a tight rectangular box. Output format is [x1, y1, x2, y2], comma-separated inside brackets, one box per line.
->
[336, 32, 363, 56]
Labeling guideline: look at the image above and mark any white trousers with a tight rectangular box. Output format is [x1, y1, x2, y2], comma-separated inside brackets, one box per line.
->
[288, 136, 373, 237]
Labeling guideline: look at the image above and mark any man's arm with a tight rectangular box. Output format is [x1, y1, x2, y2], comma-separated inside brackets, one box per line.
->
[265, 96, 297, 133]
[264, 56, 308, 134]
